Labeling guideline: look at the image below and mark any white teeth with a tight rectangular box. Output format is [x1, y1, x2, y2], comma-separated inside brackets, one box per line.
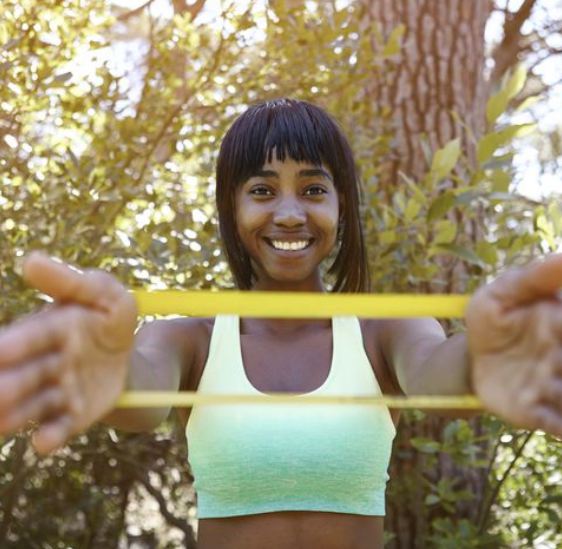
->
[271, 240, 309, 251]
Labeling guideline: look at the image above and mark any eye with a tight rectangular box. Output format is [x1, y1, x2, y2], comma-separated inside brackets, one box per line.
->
[249, 185, 273, 196]
[304, 185, 328, 196]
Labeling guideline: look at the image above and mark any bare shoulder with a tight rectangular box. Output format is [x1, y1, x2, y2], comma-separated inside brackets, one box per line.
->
[136, 316, 214, 346]
[135, 316, 215, 386]
[359, 317, 449, 386]
[368, 317, 443, 345]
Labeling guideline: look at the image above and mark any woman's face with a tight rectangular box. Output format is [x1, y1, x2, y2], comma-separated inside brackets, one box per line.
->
[235, 152, 340, 291]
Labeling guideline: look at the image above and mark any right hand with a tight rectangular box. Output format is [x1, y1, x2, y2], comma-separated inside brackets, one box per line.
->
[0, 251, 138, 454]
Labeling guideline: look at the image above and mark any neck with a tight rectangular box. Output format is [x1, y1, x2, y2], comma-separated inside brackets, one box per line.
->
[251, 274, 326, 293]
[242, 277, 330, 335]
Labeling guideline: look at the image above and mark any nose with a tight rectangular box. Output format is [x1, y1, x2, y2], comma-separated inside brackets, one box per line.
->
[272, 195, 306, 227]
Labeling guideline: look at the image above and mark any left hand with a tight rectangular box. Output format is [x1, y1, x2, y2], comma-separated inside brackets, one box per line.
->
[466, 254, 562, 437]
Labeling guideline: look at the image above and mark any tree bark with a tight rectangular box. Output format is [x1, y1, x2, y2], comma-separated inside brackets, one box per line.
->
[362, 0, 492, 199]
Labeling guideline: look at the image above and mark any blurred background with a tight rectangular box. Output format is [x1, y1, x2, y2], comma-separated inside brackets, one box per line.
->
[0, 1, 561, 547]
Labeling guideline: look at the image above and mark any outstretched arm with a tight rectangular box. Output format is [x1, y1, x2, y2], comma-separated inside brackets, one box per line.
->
[0, 252, 190, 454]
[380, 254, 562, 434]
[466, 254, 562, 436]
[378, 318, 473, 416]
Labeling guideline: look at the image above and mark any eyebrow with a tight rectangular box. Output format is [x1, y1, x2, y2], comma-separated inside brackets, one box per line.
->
[252, 168, 333, 181]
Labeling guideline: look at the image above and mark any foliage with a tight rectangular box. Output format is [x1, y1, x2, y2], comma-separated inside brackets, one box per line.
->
[0, 0, 561, 547]
[0, 428, 195, 548]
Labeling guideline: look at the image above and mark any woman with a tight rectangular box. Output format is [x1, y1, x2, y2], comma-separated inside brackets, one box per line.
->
[0, 99, 561, 549]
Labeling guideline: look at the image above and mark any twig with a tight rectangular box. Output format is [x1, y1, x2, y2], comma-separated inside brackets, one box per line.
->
[477, 430, 535, 534]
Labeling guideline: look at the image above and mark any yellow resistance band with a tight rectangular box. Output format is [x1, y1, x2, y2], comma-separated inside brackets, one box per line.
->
[119, 291, 478, 409]
[117, 392, 482, 409]
[133, 290, 469, 318]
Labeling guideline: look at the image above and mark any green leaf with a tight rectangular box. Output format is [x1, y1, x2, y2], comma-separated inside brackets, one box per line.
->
[548, 201, 562, 234]
[477, 124, 536, 165]
[0, 23, 7, 45]
[430, 138, 461, 181]
[536, 212, 556, 249]
[515, 94, 542, 112]
[475, 241, 498, 265]
[504, 64, 527, 101]
[404, 198, 422, 222]
[486, 65, 527, 124]
[427, 191, 455, 221]
[382, 24, 405, 57]
[455, 189, 481, 205]
[399, 172, 427, 204]
[430, 244, 483, 266]
[425, 494, 440, 505]
[378, 230, 397, 245]
[442, 420, 461, 442]
[411, 437, 441, 453]
[433, 220, 456, 244]
[487, 169, 511, 193]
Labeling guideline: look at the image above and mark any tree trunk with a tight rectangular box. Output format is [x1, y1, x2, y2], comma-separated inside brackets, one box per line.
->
[359, 1, 493, 546]
[362, 0, 492, 197]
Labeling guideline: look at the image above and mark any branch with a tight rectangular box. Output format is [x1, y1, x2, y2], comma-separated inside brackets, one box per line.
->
[134, 469, 193, 538]
[490, 0, 538, 85]
[172, 0, 207, 21]
[133, 6, 157, 123]
[477, 430, 535, 534]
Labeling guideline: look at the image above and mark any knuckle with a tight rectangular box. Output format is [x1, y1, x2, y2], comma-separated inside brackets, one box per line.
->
[62, 304, 87, 324]
[43, 353, 61, 377]
[61, 344, 80, 373]
[68, 392, 84, 418]
[85, 269, 123, 294]
[0, 374, 19, 408]
[44, 386, 65, 410]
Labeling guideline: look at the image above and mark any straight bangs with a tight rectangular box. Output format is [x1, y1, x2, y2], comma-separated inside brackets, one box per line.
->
[218, 99, 345, 190]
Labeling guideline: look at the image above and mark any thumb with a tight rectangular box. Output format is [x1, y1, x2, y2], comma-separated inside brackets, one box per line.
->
[22, 251, 85, 299]
[22, 251, 128, 313]
[22, 251, 138, 350]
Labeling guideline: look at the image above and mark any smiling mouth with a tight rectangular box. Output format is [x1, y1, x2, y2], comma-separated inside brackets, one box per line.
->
[264, 238, 314, 251]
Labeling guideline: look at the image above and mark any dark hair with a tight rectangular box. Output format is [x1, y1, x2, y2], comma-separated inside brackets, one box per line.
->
[216, 98, 370, 293]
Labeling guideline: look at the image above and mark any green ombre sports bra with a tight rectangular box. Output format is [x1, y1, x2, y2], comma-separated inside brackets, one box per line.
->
[185, 315, 396, 519]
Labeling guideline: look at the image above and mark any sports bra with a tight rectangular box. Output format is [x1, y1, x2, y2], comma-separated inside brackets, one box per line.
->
[185, 315, 396, 519]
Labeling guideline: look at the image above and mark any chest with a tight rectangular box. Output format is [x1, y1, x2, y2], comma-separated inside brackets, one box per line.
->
[180, 318, 400, 428]
[239, 330, 333, 394]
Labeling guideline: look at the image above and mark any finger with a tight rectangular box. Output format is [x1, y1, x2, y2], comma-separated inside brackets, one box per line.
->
[0, 310, 67, 367]
[22, 251, 127, 312]
[0, 353, 61, 409]
[490, 254, 562, 307]
[31, 414, 73, 455]
[0, 386, 66, 434]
